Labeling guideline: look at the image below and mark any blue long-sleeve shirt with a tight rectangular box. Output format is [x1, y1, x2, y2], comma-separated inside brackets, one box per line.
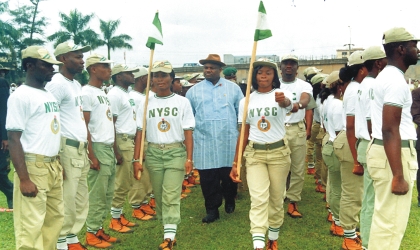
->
[186, 78, 244, 170]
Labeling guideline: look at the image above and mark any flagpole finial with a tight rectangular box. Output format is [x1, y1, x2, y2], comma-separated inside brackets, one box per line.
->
[156, 10, 159, 13]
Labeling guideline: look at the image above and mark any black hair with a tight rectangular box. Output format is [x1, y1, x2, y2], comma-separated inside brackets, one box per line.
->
[383, 41, 409, 58]
[21, 58, 38, 72]
[111, 74, 117, 83]
[312, 83, 322, 101]
[306, 73, 316, 82]
[363, 60, 376, 72]
[339, 64, 363, 83]
[251, 65, 281, 91]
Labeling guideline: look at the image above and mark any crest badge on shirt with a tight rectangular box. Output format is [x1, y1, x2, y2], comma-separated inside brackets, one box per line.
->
[106, 107, 112, 121]
[257, 116, 271, 132]
[50, 115, 60, 134]
[158, 118, 171, 132]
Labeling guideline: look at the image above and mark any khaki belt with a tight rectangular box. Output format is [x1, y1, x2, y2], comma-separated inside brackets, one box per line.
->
[66, 138, 87, 148]
[148, 142, 183, 150]
[25, 153, 58, 163]
[372, 138, 415, 148]
[252, 140, 285, 150]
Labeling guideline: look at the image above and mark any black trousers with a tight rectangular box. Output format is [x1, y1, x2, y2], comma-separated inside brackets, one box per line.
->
[0, 149, 13, 205]
[199, 167, 237, 214]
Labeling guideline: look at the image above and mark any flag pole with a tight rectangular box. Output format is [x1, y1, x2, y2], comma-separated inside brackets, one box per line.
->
[137, 49, 154, 180]
[235, 41, 257, 181]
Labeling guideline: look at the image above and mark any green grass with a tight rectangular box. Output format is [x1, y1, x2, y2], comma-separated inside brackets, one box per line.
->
[0, 167, 419, 250]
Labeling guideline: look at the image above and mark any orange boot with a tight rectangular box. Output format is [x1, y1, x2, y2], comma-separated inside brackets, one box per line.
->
[96, 229, 120, 243]
[85, 232, 113, 249]
[330, 222, 344, 237]
[341, 237, 363, 250]
[287, 202, 302, 218]
[109, 218, 134, 233]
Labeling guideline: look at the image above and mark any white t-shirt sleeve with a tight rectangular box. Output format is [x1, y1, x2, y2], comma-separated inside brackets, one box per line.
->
[45, 81, 66, 105]
[383, 82, 407, 108]
[345, 93, 357, 116]
[301, 81, 313, 96]
[136, 99, 145, 130]
[108, 92, 120, 117]
[81, 90, 93, 112]
[238, 98, 247, 124]
[182, 99, 195, 130]
[6, 93, 28, 131]
[283, 90, 294, 112]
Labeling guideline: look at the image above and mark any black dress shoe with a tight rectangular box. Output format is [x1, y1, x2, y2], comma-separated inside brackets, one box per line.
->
[202, 213, 220, 223]
[225, 204, 235, 214]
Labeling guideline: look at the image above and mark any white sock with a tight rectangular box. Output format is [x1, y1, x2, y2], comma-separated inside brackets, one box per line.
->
[333, 217, 341, 226]
[268, 226, 280, 240]
[111, 207, 122, 219]
[252, 233, 265, 249]
[344, 229, 357, 239]
[57, 237, 67, 250]
[163, 224, 177, 240]
[66, 234, 78, 244]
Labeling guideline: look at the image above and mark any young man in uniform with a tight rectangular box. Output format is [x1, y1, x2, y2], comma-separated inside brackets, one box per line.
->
[128, 67, 155, 220]
[279, 54, 313, 218]
[356, 46, 387, 249]
[186, 54, 244, 223]
[82, 53, 119, 249]
[108, 64, 140, 233]
[8, 46, 63, 250]
[367, 27, 419, 250]
[45, 41, 91, 250]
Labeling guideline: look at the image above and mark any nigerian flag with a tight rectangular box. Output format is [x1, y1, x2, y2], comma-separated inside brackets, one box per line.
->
[146, 12, 163, 49]
[254, 1, 272, 41]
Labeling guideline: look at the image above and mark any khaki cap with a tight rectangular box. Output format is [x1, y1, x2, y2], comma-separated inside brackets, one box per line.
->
[151, 60, 173, 73]
[183, 73, 200, 81]
[305, 67, 322, 77]
[133, 67, 148, 78]
[22, 46, 63, 65]
[111, 64, 139, 76]
[181, 79, 193, 87]
[325, 71, 340, 89]
[311, 73, 328, 85]
[54, 41, 91, 57]
[362, 46, 386, 61]
[347, 51, 365, 66]
[382, 27, 420, 44]
[253, 58, 279, 75]
[85, 53, 113, 68]
[281, 54, 299, 63]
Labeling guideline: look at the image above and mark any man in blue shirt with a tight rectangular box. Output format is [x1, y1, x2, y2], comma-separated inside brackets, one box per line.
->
[186, 54, 244, 223]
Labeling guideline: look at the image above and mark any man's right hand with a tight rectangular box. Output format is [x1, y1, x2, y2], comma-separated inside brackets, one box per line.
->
[391, 175, 409, 195]
[229, 165, 242, 183]
[90, 157, 100, 171]
[133, 162, 143, 180]
[115, 153, 123, 165]
[20, 179, 38, 197]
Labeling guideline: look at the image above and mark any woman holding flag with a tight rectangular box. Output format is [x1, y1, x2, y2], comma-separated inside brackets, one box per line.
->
[230, 58, 293, 250]
[132, 60, 195, 250]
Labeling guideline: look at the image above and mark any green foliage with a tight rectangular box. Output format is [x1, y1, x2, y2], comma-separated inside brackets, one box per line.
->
[97, 19, 133, 59]
[0, 167, 419, 249]
[47, 9, 98, 48]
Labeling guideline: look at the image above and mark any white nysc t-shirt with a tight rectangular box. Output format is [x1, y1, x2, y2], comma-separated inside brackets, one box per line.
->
[280, 78, 313, 123]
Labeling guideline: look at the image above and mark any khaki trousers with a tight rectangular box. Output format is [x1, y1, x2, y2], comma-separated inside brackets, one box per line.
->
[322, 133, 330, 203]
[244, 142, 291, 234]
[128, 140, 153, 205]
[316, 129, 327, 188]
[333, 131, 363, 230]
[307, 122, 323, 180]
[366, 141, 417, 250]
[14, 155, 64, 250]
[86, 142, 116, 231]
[146, 144, 185, 224]
[285, 121, 307, 202]
[111, 134, 135, 208]
[59, 137, 90, 238]
[357, 139, 374, 248]
[322, 140, 341, 219]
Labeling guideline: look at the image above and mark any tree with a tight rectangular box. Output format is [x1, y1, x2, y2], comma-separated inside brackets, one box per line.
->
[47, 9, 98, 47]
[97, 19, 132, 59]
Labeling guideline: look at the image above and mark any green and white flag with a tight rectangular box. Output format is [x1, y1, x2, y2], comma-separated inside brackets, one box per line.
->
[146, 12, 163, 50]
[254, 1, 272, 41]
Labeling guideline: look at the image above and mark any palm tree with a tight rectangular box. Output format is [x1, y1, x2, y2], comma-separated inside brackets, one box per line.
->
[47, 9, 98, 47]
[97, 19, 132, 59]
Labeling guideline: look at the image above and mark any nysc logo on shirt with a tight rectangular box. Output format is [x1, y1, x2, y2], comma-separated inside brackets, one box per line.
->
[257, 116, 271, 132]
[106, 107, 112, 121]
[50, 115, 60, 134]
[158, 118, 171, 132]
